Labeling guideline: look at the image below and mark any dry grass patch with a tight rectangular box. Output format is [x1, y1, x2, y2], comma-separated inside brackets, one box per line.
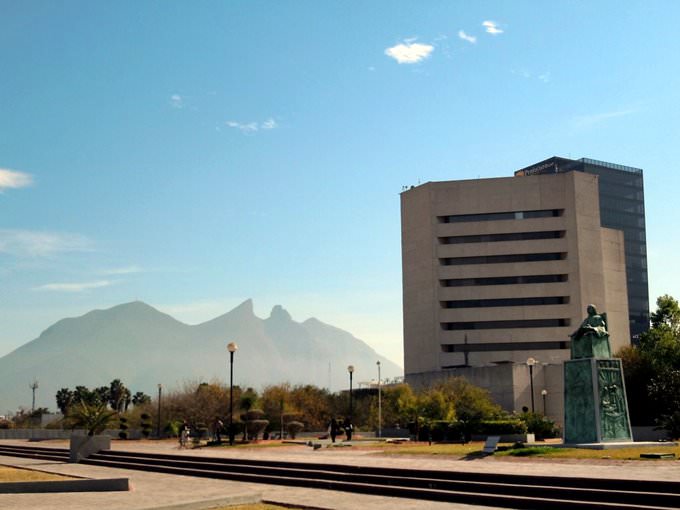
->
[0, 466, 75, 482]
[377, 441, 680, 461]
[495, 445, 680, 460]
[378, 441, 485, 457]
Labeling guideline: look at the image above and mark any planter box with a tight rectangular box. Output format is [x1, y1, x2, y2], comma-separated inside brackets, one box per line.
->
[69, 434, 111, 463]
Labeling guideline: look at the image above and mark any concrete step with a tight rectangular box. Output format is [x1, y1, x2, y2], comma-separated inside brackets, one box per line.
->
[3, 444, 679, 510]
[84, 450, 680, 510]
[0, 444, 69, 462]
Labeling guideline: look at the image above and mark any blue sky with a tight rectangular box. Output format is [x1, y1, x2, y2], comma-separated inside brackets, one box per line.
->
[1, 1, 679, 367]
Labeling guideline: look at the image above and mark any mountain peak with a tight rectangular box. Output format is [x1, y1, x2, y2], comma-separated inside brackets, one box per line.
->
[232, 298, 254, 315]
[112, 300, 155, 311]
[269, 305, 292, 322]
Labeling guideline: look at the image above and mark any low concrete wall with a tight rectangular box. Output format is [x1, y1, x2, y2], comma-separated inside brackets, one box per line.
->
[0, 428, 142, 440]
[0, 429, 72, 440]
[0, 478, 129, 493]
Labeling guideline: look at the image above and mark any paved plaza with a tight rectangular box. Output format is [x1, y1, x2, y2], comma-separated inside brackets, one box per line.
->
[2, 439, 680, 510]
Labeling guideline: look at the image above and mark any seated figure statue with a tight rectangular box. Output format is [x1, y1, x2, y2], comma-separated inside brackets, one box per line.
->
[570, 304, 611, 359]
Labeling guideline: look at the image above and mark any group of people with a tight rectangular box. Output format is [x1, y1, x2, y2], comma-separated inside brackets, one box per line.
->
[328, 417, 353, 442]
[178, 416, 354, 446]
[178, 417, 225, 448]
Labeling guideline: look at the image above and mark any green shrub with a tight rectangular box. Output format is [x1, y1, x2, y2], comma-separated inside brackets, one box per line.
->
[508, 446, 556, 456]
[140, 413, 152, 438]
[164, 420, 180, 437]
[520, 412, 559, 439]
[477, 419, 527, 436]
[246, 419, 269, 440]
[119, 416, 128, 440]
[245, 409, 265, 421]
[286, 421, 304, 439]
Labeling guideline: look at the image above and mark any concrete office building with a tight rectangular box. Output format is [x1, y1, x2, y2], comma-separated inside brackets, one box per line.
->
[401, 171, 630, 419]
[515, 157, 649, 341]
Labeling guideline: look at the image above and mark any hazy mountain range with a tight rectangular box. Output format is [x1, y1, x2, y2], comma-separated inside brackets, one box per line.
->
[0, 301, 402, 413]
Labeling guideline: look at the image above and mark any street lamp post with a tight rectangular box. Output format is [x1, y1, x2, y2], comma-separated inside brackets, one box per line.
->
[376, 361, 382, 438]
[526, 357, 537, 413]
[541, 389, 548, 415]
[227, 342, 238, 446]
[347, 365, 354, 424]
[157, 384, 162, 438]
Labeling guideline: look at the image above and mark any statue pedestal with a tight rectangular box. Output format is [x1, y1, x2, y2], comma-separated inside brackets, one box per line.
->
[564, 358, 633, 444]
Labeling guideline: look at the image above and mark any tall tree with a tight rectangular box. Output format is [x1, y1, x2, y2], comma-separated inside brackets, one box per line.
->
[132, 392, 151, 406]
[73, 385, 97, 406]
[93, 386, 110, 407]
[55, 388, 74, 414]
[620, 294, 680, 431]
[108, 379, 127, 412]
[650, 294, 680, 334]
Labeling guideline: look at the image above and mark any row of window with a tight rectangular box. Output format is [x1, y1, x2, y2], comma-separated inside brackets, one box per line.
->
[438, 209, 564, 224]
[440, 296, 569, 309]
[441, 319, 570, 330]
[440, 252, 566, 266]
[441, 274, 568, 287]
[438, 230, 565, 245]
[441, 341, 569, 353]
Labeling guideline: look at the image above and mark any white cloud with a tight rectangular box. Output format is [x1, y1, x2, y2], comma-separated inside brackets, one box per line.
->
[385, 41, 434, 64]
[226, 121, 258, 133]
[0, 229, 93, 257]
[458, 30, 477, 44]
[261, 118, 277, 130]
[34, 280, 114, 292]
[572, 109, 637, 128]
[170, 94, 184, 109]
[226, 118, 278, 134]
[538, 72, 551, 83]
[0, 168, 33, 191]
[482, 20, 504, 35]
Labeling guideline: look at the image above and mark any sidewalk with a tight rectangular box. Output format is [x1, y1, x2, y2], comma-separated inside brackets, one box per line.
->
[108, 438, 680, 482]
[2, 438, 680, 509]
[0, 441, 487, 510]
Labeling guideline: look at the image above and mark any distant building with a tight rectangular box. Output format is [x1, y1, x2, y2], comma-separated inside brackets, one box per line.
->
[515, 157, 649, 342]
[401, 170, 631, 420]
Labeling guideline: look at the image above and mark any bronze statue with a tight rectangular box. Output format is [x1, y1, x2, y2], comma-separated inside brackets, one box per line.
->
[570, 304, 611, 359]
[564, 304, 632, 443]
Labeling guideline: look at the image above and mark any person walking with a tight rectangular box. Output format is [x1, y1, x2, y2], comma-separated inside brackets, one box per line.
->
[179, 421, 190, 449]
[329, 417, 339, 443]
[343, 417, 353, 441]
[213, 417, 224, 443]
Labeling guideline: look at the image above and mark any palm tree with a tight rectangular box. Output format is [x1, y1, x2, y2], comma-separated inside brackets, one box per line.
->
[55, 388, 74, 415]
[108, 379, 127, 412]
[123, 388, 132, 412]
[68, 402, 117, 436]
[132, 392, 151, 406]
[93, 386, 111, 406]
[74, 385, 96, 406]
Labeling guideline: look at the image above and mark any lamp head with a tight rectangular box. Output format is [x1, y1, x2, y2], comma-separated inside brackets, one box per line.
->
[227, 342, 238, 353]
[526, 357, 537, 366]
[347, 365, 354, 374]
